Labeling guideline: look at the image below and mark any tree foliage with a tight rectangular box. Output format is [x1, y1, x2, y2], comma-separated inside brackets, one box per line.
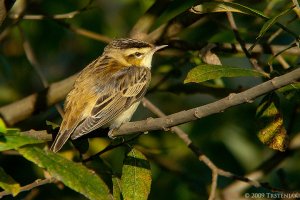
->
[0, 0, 300, 199]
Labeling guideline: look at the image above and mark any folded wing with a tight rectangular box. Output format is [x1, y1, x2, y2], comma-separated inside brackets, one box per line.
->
[71, 66, 151, 139]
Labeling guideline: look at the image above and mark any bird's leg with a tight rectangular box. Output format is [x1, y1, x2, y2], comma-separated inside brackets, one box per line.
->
[108, 129, 117, 139]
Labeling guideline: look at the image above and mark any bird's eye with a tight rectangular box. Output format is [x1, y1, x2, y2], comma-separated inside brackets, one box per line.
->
[134, 52, 143, 58]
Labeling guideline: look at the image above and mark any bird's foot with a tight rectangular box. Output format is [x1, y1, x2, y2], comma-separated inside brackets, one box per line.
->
[108, 129, 117, 139]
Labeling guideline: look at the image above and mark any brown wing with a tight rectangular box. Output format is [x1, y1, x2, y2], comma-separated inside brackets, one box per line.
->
[50, 58, 103, 152]
[50, 66, 150, 152]
[70, 66, 150, 139]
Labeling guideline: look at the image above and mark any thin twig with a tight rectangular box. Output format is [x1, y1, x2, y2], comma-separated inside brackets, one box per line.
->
[220, 43, 299, 56]
[0, 0, 16, 25]
[0, 74, 77, 126]
[268, 42, 298, 67]
[10, 11, 82, 20]
[265, 13, 299, 70]
[9, 0, 94, 21]
[226, 12, 269, 77]
[0, 26, 12, 42]
[57, 21, 112, 43]
[209, 171, 218, 200]
[222, 103, 300, 197]
[8, 1, 111, 45]
[130, 0, 171, 39]
[23, 188, 39, 200]
[21, 130, 52, 141]
[18, 26, 48, 87]
[142, 98, 286, 196]
[273, 54, 290, 69]
[146, 6, 205, 43]
[82, 134, 141, 163]
[0, 178, 56, 198]
[268, 29, 283, 43]
[293, 0, 300, 8]
[18, 25, 64, 117]
[167, 39, 300, 56]
[142, 98, 219, 197]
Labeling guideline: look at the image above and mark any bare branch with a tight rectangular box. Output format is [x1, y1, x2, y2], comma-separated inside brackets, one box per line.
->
[18, 25, 64, 117]
[9, 0, 93, 21]
[226, 12, 269, 77]
[10, 10, 82, 20]
[56, 21, 112, 43]
[220, 43, 300, 56]
[10, 69, 299, 197]
[222, 125, 300, 197]
[209, 171, 218, 200]
[18, 26, 47, 87]
[0, 178, 56, 198]
[112, 68, 300, 136]
[292, 0, 300, 8]
[146, 5, 205, 43]
[130, 0, 171, 40]
[21, 130, 52, 141]
[1, 66, 299, 132]
[0, 0, 7, 25]
[167, 40, 300, 56]
[0, 74, 77, 126]
[0, 0, 16, 25]
[142, 99, 221, 196]
[142, 98, 286, 196]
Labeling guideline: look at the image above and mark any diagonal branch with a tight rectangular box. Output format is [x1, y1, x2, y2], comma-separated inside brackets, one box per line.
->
[0, 67, 299, 130]
[8, 0, 93, 21]
[226, 12, 269, 77]
[142, 98, 219, 198]
[112, 67, 300, 136]
[141, 98, 287, 197]
[18, 25, 64, 117]
[0, 177, 56, 198]
[10, 68, 300, 197]
[0, 0, 16, 26]
[130, 0, 171, 39]
[0, 74, 77, 126]
[146, 3, 205, 43]
[57, 21, 112, 43]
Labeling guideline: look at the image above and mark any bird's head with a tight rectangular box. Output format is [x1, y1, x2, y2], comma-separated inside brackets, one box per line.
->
[104, 38, 167, 68]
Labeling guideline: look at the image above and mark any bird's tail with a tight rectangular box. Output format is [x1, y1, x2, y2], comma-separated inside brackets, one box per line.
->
[50, 130, 72, 152]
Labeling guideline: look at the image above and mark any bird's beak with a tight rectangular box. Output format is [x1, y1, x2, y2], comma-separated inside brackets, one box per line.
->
[153, 45, 168, 52]
[142, 45, 168, 68]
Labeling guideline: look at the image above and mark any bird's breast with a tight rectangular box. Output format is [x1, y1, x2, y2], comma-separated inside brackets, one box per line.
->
[109, 101, 141, 129]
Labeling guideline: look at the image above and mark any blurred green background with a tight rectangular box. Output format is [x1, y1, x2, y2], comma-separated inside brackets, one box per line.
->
[0, 0, 300, 199]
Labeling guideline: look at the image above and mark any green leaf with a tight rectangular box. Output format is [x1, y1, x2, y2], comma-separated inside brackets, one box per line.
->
[209, 30, 235, 43]
[277, 82, 300, 94]
[0, 167, 20, 196]
[121, 148, 151, 200]
[112, 176, 122, 200]
[17, 146, 111, 200]
[268, 43, 298, 67]
[0, 129, 44, 151]
[0, 118, 6, 134]
[46, 120, 60, 130]
[277, 82, 300, 103]
[191, 2, 299, 41]
[257, 6, 294, 39]
[191, 2, 265, 16]
[256, 94, 289, 151]
[184, 64, 264, 84]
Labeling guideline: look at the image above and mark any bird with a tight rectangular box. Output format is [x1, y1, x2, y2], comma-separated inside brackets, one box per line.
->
[50, 38, 167, 152]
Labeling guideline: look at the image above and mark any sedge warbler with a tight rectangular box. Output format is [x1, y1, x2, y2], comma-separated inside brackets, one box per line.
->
[50, 38, 167, 152]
